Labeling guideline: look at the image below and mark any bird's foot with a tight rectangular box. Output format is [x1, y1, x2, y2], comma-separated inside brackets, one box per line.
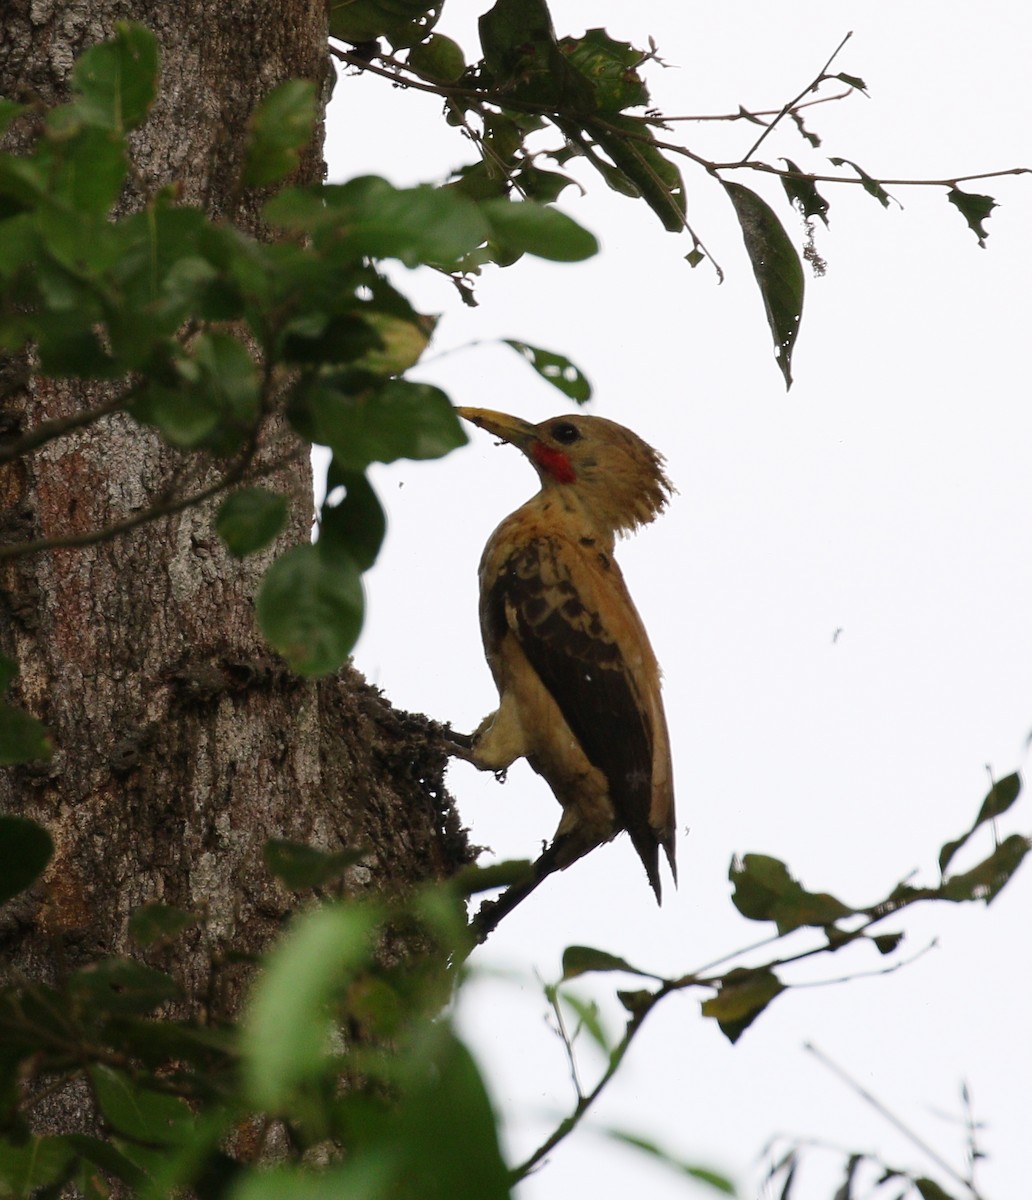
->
[441, 728, 475, 760]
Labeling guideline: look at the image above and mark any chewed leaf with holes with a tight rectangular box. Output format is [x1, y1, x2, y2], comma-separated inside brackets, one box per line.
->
[723, 181, 804, 389]
[504, 340, 591, 403]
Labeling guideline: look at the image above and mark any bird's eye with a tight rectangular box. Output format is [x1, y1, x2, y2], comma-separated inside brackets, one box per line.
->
[550, 421, 581, 445]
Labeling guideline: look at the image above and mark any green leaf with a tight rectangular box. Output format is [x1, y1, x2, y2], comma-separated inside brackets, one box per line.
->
[0, 703, 53, 766]
[127, 903, 200, 948]
[723, 181, 804, 389]
[216, 488, 289, 558]
[0, 1135, 75, 1195]
[132, 331, 260, 451]
[0, 817, 53, 903]
[319, 466, 386, 572]
[780, 158, 830, 226]
[558, 28, 650, 112]
[872, 932, 904, 956]
[407, 33, 467, 82]
[503, 339, 591, 402]
[586, 115, 687, 232]
[0, 100, 23, 139]
[913, 1179, 957, 1200]
[701, 967, 784, 1044]
[70, 22, 158, 132]
[729, 854, 853, 934]
[946, 187, 997, 248]
[44, 125, 127, 214]
[605, 1130, 737, 1195]
[263, 839, 368, 889]
[89, 1065, 194, 1146]
[256, 543, 364, 676]
[479, 0, 595, 113]
[515, 165, 578, 203]
[265, 177, 489, 268]
[453, 859, 534, 896]
[68, 958, 181, 1014]
[301, 376, 466, 471]
[350, 310, 434, 375]
[242, 80, 317, 189]
[480, 198, 598, 261]
[241, 902, 380, 1109]
[939, 772, 1022, 874]
[387, 1024, 511, 1200]
[938, 833, 1028, 904]
[561, 945, 653, 980]
[560, 992, 612, 1056]
[828, 157, 894, 208]
[329, 0, 442, 48]
[832, 72, 869, 94]
[63, 1134, 147, 1189]
[616, 988, 654, 1016]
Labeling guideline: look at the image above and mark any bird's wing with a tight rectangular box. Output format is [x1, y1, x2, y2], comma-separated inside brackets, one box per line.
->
[483, 533, 672, 895]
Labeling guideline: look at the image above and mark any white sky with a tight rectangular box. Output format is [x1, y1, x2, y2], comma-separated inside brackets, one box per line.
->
[325, 4, 1032, 1197]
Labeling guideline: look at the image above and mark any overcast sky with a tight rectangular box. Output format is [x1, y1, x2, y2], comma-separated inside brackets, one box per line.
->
[325, 4, 1032, 1197]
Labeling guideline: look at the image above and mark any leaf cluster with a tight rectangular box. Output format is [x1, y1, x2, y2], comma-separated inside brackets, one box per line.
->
[0, 835, 512, 1199]
[510, 773, 1026, 1187]
[0, 764, 1024, 1196]
[331, 1, 1027, 389]
[0, 23, 594, 757]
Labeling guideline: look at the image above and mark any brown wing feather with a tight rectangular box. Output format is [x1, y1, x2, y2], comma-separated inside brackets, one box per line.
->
[485, 535, 664, 895]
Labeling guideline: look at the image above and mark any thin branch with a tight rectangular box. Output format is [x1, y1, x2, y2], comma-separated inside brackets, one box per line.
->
[803, 1043, 984, 1199]
[546, 985, 585, 1101]
[739, 31, 854, 164]
[716, 161, 1032, 187]
[510, 980, 674, 1182]
[0, 445, 304, 563]
[787, 937, 937, 988]
[625, 89, 854, 125]
[0, 389, 132, 465]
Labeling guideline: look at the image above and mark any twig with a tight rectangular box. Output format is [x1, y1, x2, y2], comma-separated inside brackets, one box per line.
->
[739, 32, 854, 164]
[803, 1043, 982, 1199]
[545, 984, 585, 1101]
[624, 90, 854, 125]
[0, 445, 304, 563]
[0, 389, 132, 464]
[715, 161, 1032, 188]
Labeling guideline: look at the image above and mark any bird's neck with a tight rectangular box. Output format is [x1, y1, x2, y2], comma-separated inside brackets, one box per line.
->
[521, 486, 618, 554]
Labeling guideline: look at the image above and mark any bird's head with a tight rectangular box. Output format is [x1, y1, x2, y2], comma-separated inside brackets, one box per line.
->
[456, 407, 672, 537]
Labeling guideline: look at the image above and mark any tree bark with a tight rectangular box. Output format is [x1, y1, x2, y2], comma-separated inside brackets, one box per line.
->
[0, 0, 470, 1029]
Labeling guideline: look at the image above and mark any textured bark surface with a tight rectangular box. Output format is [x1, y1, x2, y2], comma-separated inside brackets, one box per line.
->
[0, 0, 471, 1030]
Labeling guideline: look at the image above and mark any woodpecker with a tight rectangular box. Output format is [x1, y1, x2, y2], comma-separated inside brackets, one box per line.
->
[453, 407, 676, 922]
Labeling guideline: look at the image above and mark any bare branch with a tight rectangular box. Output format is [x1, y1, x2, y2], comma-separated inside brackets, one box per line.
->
[0, 389, 133, 465]
[739, 31, 854, 164]
[805, 1043, 985, 1199]
[0, 444, 304, 563]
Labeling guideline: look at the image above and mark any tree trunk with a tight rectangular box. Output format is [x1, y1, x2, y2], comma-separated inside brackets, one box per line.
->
[0, 0, 470, 1041]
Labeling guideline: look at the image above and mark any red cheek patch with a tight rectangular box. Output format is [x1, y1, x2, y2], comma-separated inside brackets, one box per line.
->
[531, 442, 576, 483]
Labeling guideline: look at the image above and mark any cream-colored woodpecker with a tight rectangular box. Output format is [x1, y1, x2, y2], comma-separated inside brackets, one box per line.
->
[454, 407, 676, 914]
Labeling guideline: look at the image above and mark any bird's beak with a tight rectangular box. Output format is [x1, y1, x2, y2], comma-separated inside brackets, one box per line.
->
[455, 407, 537, 451]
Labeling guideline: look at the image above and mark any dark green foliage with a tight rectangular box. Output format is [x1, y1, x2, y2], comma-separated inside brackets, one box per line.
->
[700, 967, 785, 1043]
[723, 181, 805, 389]
[504, 340, 592, 403]
[780, 157, 831, 225]
[0, 815, 53, 901]
[242, 80, 318, 188]
[0, 658, 52, 764]
[0, 758, 1027, 1194]
[946, 186, 998, 247]
[0, 24, 598, 684]
[216, 488, 290, 558]
[729, 853, 852, 934]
